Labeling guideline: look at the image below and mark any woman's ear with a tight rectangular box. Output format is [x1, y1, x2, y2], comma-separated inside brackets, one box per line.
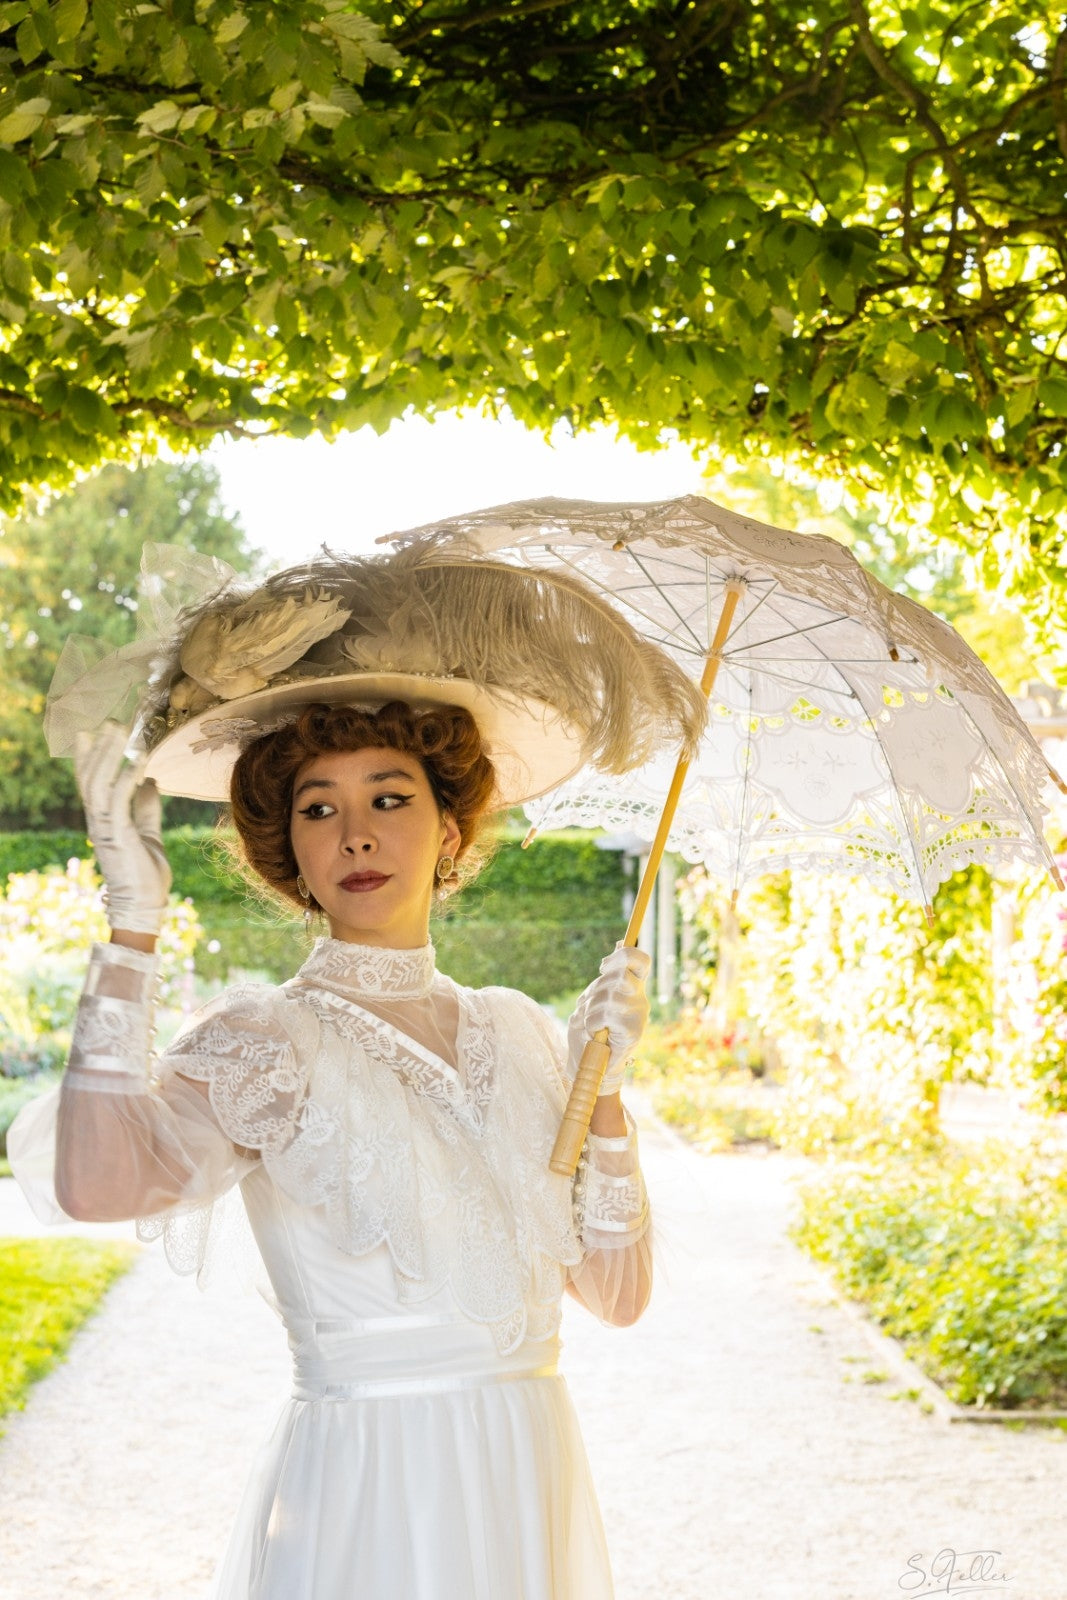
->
[441, 810, 462, 857]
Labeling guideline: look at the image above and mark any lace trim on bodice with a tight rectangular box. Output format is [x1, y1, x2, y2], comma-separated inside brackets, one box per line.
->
[161, 975, 582, 1352]
[282, 976, 495, 1132]
[296, 936, 437, 1000]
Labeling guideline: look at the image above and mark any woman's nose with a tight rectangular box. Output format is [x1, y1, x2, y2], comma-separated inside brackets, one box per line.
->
[341, 820, 376, 854]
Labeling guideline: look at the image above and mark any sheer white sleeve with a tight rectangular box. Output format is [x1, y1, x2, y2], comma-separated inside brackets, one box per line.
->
[517, 995, 654, 1328]
[7, 941, 309, 1230]
[568, 1107, 653, 1327]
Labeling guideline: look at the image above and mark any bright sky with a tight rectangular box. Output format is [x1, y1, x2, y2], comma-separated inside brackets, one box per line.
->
[203, 409, 709, 566]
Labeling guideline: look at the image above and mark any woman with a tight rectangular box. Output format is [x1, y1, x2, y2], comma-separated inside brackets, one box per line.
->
[17, 696, 654, 1600]
[12, 541, 707, 1597]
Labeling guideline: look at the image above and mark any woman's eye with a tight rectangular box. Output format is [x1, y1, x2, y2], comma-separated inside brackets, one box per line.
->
[373, 793, 414, 811]
[297, 803, 334, 820]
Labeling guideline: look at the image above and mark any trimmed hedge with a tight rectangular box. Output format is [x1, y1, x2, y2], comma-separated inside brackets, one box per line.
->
[433, 920, 623, 999]
[193, 906, 623, 1001]
[0, 831, 93, 878]
[5, 827, 631, 1002]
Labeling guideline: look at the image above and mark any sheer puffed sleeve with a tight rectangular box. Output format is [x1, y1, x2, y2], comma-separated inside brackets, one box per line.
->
[8, 941, 311, 1231]
[518, 995, 653, 1329]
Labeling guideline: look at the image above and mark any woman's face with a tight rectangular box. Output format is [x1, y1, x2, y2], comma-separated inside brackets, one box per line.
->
[289, 745, 462, 949]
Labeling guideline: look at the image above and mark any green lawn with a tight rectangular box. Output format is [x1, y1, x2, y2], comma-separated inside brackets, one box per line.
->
[0, 1237, 139, 1427]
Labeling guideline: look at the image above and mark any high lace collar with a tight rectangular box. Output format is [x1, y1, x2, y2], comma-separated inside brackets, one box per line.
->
[295, 936, 437, 1001]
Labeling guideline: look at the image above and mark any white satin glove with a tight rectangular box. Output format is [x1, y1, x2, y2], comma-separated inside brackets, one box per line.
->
[73, 722, 172, 936]
[567, 944, 651, 1098]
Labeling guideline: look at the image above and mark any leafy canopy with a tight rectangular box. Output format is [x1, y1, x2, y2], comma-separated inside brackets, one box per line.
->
[0, 3, 1065, 643]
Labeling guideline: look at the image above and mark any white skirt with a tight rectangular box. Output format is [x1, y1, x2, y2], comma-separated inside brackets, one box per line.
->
[208, 1368, 614, 1600]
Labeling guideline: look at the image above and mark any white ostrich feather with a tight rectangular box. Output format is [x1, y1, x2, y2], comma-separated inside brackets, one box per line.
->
[179, 590, 352, 699]
[254, 544, 707, 771]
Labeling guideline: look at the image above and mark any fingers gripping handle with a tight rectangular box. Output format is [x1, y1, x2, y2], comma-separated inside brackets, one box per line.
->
[549, 1029, 612, 1176]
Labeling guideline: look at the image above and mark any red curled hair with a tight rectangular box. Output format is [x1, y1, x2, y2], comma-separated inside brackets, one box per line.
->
[228, 701, 498, 914]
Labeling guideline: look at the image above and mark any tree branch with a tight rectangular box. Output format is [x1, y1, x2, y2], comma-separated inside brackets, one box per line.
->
[1051, 23, 1067, 163]
[395, 0, 577, 48]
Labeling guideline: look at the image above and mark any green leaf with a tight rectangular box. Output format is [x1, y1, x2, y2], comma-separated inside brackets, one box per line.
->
[136, 100, 182, 135]
[1037, 378, 1067, 418]
[596, 179, 620, 223]
[0, 96, 50, 142]
[90, 0, 118, 46]
[160, 29, 190, 82]
[1005, 384, 1036, 429]
[215, 9, 247, 44]
[133, 157, 166, 206]
[740, 275, 770, 318]
[305, 96, 346, 128]
[65, 385, 118, 436]
[533, 254, 558, 301]
[54, 112, 95, 135]
[0, 150, 27, 202]
[14, 11, 41, 60]
[52, 0, 86, 42]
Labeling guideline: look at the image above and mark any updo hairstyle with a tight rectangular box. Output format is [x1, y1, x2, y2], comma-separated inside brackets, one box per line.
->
[228, 701, 498, 916]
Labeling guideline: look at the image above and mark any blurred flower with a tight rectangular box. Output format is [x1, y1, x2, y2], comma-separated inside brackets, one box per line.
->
[0, 861, 204, 1073]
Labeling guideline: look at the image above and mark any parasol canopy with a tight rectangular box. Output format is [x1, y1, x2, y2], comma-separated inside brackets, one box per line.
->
[385, 494, 1064, 909]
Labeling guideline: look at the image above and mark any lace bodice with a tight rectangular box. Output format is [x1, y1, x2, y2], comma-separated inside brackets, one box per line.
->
[9, 938, 652, 1354]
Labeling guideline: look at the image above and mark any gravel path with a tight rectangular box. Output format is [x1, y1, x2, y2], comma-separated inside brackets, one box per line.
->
[1, 1105, 1064, 1600]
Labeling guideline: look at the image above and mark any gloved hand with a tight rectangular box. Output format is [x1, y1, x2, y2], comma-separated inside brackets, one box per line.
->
[73, 722, 172, 936]
[567, 944, 651, 1097]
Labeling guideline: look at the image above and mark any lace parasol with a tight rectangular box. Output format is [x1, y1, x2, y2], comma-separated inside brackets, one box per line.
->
[385, 493, 1064, 908]
[385, 492, 1066, 1174]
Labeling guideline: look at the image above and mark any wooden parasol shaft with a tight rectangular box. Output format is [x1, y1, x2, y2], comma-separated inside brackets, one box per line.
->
[549, 583, 745, 1176]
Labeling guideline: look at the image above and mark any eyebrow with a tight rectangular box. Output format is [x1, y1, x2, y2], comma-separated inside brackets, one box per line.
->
[292, 768, 419, 800]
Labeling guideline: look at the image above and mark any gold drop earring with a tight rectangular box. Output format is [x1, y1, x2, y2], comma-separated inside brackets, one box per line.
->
[297, 873, 313, 930]
[435, 855, 455, 899]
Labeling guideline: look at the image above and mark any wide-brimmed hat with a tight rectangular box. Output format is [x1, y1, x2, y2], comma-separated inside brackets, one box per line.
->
[142, 673, 589, 806]
[45, 540, 707, 807]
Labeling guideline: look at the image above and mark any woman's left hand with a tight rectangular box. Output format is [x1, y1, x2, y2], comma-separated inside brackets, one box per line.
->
[567, 944, 651, 1096]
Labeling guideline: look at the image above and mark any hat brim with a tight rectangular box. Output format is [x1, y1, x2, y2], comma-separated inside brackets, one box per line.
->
[141, 672, 589, 806]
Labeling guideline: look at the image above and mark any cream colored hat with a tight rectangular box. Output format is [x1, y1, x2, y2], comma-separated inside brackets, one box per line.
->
[45, 540, 707, 806]
[143, 674, 587, 807]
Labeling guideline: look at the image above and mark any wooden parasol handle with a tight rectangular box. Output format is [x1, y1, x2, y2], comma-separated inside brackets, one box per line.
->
[549, 582, 745, 1176]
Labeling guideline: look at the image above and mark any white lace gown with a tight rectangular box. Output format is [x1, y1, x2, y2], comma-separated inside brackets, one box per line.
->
[9, 937, 653, 1600]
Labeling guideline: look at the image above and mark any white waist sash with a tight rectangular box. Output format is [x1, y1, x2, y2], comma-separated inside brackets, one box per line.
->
[287, 1310, 561, 1400]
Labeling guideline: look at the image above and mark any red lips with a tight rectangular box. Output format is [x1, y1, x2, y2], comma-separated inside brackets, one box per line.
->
[338, 872, 390, 891]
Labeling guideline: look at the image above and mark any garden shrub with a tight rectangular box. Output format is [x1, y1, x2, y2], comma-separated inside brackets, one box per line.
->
[432, 920, 623, 1001]
[997, 864, 1067, 1116]
[675, 792, 1067, 1155]
[630, 1016, 781, 1152]
[0, 858, 202, 1089]
[791, 1139, 1067, 1408]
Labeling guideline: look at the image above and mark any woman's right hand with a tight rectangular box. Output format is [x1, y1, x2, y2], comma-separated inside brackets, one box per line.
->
[73, 721, 172, 937]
